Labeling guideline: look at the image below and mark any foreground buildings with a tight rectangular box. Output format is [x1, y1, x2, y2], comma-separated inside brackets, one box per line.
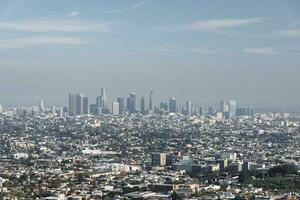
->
[0, 103, 299, 199]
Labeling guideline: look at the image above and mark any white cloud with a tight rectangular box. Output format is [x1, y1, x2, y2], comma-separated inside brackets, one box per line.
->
[0, 36, 85, 49]
[188, 47, 223, 54]
[278, 30, 300, 37]
[69, 11, 80, 17]
[179, 17, 268, 30]
[105, 0, 148, 14]
[0, 20, 111, 32]
[243, 47, 278, 55]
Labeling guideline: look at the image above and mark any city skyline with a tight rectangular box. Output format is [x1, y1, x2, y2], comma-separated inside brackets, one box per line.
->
[0, 0, 300, 107]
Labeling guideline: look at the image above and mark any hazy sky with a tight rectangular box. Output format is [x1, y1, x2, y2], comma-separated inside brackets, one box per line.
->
[0, 0, 300, 107]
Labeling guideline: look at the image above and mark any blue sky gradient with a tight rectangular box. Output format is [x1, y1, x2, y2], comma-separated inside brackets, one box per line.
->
[0, 0, 300, 107]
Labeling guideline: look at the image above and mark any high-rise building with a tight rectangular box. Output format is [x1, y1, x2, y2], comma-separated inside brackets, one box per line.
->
[228, 100, 236, 119]
[149, 90, 154, 111]
[0, 104, 2, 113]
[83, 97, 89, 114]
[69, 93, 88, 116]
[128, 93, 137, 114]
[151, 153, 167, 167]
[69, 94, 76, 116]
[76, 93, 84, 115]
[220, 100, 228, 113]
[117, 97, 125, 114]
[140, 97, 145, 114]
[39, 100, 44, 112]
[112, 102, 119, 115]
[169, 98, 177, 113]
[96, 88, 107, 108]
[186, 101, 192, 116]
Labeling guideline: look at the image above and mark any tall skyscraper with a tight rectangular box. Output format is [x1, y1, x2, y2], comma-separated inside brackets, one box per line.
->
[186, 101, 192, 116]
[149, 90, 154, 111]
[100, 88, 107, 108]
[128, 93, 137, 114]
[96, 88, 107, 108]
[228, 100, 236, 119]
[220, 100, 228, 113]
[141, 97, 145, 114]
[117, 97, 125, 114]
[83, 97, 89, 114]
[76, 93, 84, 115]
[69, 94, 76, 116]
[39, 100, 44, 113]
[112, 102, 119, 115]
[169, 97, 177, 113]
[69, 93, 88, 116]
[0, 104, 2, 113]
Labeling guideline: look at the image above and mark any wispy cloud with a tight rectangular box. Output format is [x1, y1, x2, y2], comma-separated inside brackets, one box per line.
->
[176, 17, 268, 31]
[243, 47, 278, 55]
[69, 11, 80, 17]
[0, 20, 111, 32]
[105, 0, 148, 14]
[0, 36, 85, 49]
[278, 29, 300, 37]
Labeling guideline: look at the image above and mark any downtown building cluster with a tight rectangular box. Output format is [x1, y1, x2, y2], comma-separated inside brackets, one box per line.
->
[67, 88, 254, 120]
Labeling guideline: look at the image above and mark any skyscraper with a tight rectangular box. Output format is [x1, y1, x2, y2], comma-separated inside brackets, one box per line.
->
[141, 97, 145, 114]
[83, 97, 89, 114]
[0, 104, 2, 113]
[69, 94, 76, 116]
[128, 93, 137, 114]
[69, 93, 88, 116]
[100, 88, 107, 108]
[112, 102, 119, 115]
[228, 100, 236, 119]
[39, 100, 44, 113]
[149, 90, 154, 111]
[186, 101, 192, 116]
[96, 88, 107, 108]
[169, 97, 177, 113]
[117, 97, 125, 114]
[76, 93, 84, 115]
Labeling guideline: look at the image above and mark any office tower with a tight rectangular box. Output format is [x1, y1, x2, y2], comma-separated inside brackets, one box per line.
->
[149, 90, 154, 111]
[208, 106, 215, 115]
[76, 93, 84, 115]
[128, 93, 137, 114]
[69, 93, 88, 116]
[186, 101, 192, 116]
[83, 97, 89, 114]
[101, 88, 107, 108]
[228, 100, 236, 119]
[96, 96, 101, 107]
[117, 97, 125, 114]
[69, 94, 76, 116]
[220, 100, 229, 113]
[169, 98, 177, 113]
[126, 97, 130, 113]
[0, 104, 2, 113]
[39, 100, 44, 112]
[140, 97, 145, 114]
[151, 153, 167, 167]
[112, 102, 119, 115]
[96, 88, 107, 108]
[199, 106, 203, 116]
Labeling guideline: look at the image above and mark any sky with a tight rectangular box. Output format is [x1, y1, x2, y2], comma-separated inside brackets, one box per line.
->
[0, 0, 300, 107]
